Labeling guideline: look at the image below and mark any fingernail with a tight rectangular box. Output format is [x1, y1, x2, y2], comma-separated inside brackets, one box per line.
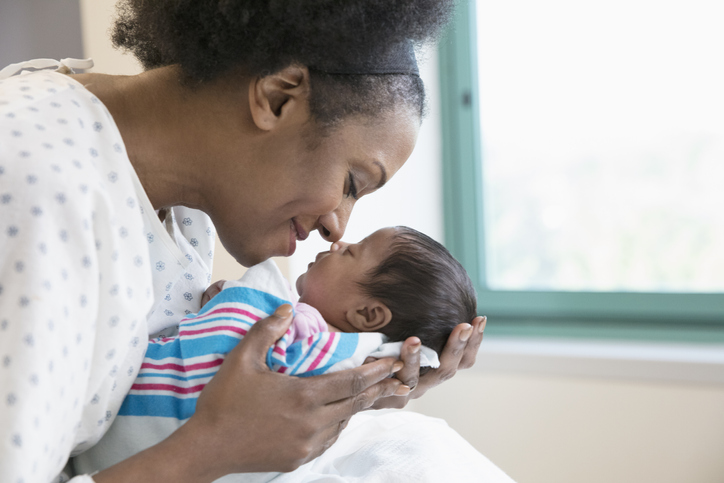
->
[394, 384, 411, 396]
[392, 361, 404, 373]
[460, 324, 473, 342]
[479, 316, 487, 333]
[410, 343, 421, 354]
[273, 304, 293, 318]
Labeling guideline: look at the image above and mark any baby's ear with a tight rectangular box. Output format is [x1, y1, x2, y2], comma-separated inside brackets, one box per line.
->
[346, 301, 392, 332]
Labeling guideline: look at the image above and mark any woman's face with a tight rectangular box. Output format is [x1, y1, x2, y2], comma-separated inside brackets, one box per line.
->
[210, 108, 420, 267]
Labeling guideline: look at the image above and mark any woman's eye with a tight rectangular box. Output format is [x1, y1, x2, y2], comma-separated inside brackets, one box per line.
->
[346, 172, 359, 200]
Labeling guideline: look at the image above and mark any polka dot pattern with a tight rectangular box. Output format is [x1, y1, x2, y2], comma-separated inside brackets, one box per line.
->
[144, 205, 215, 337]
[0, 71, 153, 482]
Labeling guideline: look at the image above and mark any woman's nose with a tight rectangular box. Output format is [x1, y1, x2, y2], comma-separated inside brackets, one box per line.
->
[317, 199, 353, 243]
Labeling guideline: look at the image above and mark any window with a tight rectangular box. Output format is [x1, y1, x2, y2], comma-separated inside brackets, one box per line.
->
[440, 0, 724, 341]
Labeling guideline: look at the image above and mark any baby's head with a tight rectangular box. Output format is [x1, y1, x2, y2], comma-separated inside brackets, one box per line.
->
[295, 226, 477, 356]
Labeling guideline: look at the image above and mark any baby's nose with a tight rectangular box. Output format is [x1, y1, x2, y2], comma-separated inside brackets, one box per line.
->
[331, 241, 349, 252]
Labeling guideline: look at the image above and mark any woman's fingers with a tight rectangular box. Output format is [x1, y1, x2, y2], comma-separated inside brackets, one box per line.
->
[459, 316, 486, 369]
[392, 336, 421, 390]
[402, 318, 482, 400]
[307, 357, 404, 404]
[435, 321, 473, 381]
[323, 373, 406, 417]
[357, 337, 420, 410]
[289, 366, 408, 464]
[344, 317, 488, 411]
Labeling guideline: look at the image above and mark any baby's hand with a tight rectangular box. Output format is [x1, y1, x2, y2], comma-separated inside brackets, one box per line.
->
[201, 279, 227, 307]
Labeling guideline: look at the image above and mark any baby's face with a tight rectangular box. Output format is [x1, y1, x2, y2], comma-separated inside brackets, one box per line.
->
[296, 227, 396, 331]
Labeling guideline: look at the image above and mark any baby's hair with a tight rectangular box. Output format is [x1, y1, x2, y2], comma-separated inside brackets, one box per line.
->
[357, 227, 478, 363]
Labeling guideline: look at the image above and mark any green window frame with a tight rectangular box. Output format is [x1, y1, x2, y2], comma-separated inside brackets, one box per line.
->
[439, 0, 724, 342]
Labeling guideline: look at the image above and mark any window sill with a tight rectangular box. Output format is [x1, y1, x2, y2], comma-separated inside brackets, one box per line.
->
[476, 336, 724, 385]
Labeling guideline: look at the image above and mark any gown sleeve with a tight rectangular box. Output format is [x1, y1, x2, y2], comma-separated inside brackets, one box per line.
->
[0, 70, 153, 483]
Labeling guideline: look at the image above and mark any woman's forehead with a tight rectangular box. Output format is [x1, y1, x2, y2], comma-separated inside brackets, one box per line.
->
[342, 113, 419, 173]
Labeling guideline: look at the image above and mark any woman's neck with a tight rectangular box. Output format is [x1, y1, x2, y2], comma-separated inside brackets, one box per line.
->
[70, 66, 254, 212]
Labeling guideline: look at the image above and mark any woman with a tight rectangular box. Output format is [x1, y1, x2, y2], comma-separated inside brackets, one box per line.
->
[0, 1, 488, 481]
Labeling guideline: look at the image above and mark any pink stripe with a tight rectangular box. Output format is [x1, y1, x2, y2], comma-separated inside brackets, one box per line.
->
[180, 325, 248, 337]
[307, 334, 336, 371]
[131, 382, 206, 395]
[273, 346, 285, 356]
[141, 359, 223, 373]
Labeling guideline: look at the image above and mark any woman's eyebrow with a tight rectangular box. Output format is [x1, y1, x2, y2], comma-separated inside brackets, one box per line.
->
[372, 160, 388, 189]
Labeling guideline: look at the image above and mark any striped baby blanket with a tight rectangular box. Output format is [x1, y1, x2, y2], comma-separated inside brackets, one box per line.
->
[119, 259, 398, 420]
[74, 260, 439, 475]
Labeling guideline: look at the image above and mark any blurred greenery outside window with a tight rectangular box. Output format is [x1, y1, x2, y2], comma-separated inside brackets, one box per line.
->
[440, 0, 724, 342]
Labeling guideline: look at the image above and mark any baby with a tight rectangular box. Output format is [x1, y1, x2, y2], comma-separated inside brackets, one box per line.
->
[73, 226, 478, 476]
[206, 225, 477, 362]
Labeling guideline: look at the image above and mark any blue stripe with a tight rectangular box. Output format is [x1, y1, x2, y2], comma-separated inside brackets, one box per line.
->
[145, 338, 182, 361]
[118, 394, 198, 419]
[179, 333, 242, 359]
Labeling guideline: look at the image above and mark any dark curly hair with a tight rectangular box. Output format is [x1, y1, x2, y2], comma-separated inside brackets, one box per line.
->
[358, 227, 478, 369]
[112, 0, 455, 127]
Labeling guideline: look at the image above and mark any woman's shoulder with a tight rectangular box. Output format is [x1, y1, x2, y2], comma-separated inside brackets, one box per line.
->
[0, 70, 120, 152]
[0, 71, 131, 190]
[0, 70, 96, 116]
[0, 70, 143, 236]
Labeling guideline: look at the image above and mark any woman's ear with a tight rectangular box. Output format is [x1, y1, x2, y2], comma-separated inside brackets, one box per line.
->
[346, 301, 393, 332]
[248, 64, 310, 131]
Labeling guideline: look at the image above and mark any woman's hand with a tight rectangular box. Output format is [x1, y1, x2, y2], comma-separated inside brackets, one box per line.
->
[95, 305, 406, 483]
[368, 316, 487, 409]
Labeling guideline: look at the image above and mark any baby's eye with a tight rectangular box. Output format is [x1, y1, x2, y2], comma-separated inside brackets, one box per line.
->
[346, 171, 359, 200]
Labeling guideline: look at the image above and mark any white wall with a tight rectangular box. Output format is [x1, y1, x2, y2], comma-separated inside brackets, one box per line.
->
[79, 0, 141, 75]
[0, 0, 84, 68]
[412, 369, 724, 483]
[79, 2, 724, 482]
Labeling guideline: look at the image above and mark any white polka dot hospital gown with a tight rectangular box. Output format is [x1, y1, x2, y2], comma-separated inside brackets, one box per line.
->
[0, 69, 215, 482]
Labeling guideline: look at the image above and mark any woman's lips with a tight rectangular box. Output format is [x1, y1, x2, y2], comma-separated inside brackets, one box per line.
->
[288, 218, 309, 256]
[293, 219, 309, 242]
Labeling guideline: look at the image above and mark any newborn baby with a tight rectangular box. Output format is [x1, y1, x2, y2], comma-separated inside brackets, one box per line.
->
[205, 226, 477, 359]
[74, 226, 478, 478]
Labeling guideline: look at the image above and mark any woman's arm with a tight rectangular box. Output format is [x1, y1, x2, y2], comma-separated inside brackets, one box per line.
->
[94, 305, 406, 483]
[368, 316, 487, 409]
